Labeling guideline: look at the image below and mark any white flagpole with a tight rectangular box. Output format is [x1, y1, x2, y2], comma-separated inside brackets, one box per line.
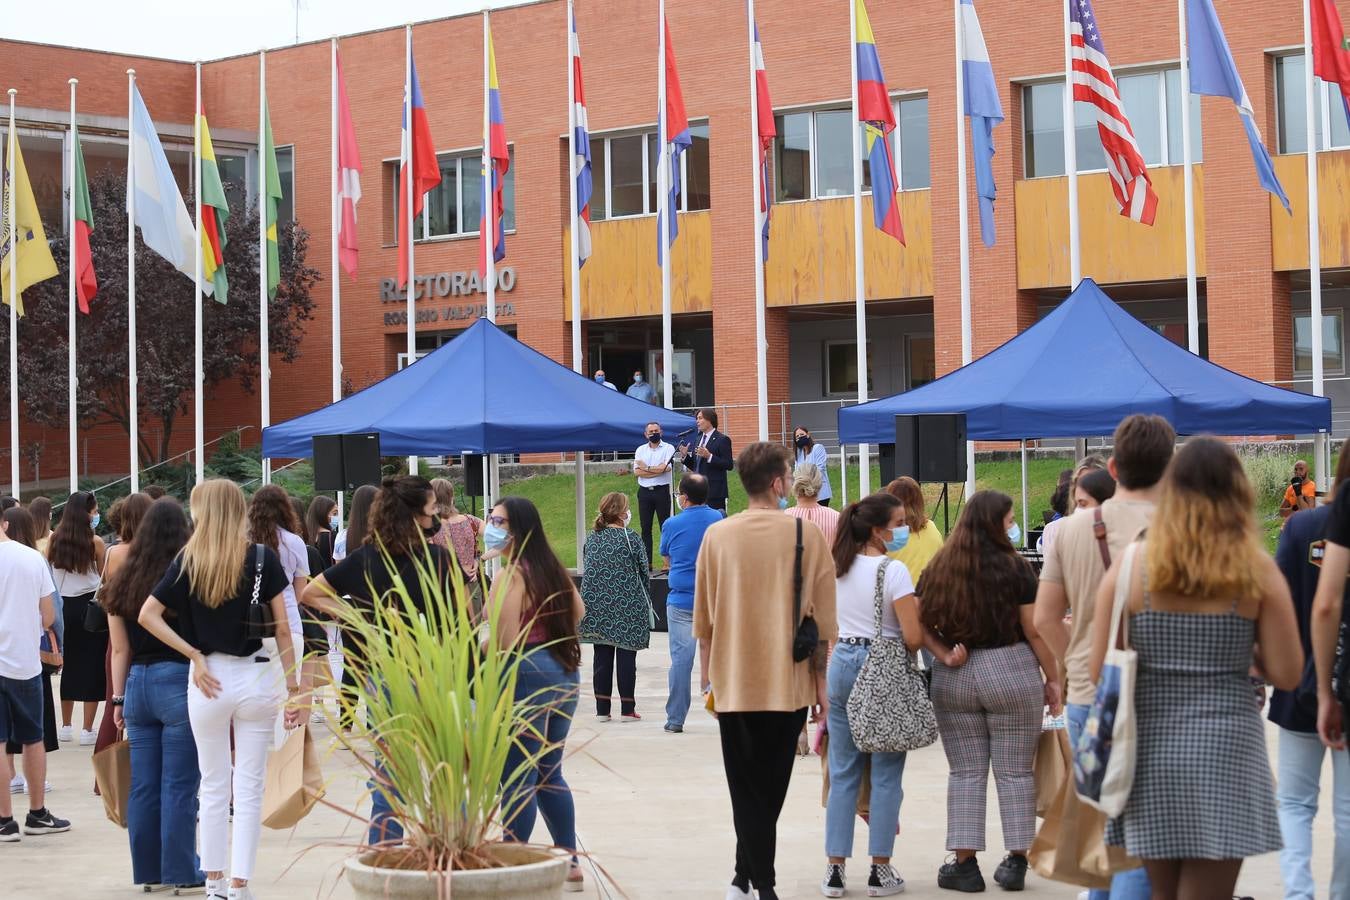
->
[1303, 0, 1328, 490]
[1062, 0, 1081, 287]
[194, 62, 205, 485]
[7, 90, 18, 498]
[955, 0, 976, 499]
[1179, 0, 1199, 355]
[404, 25, 417, 475]
[331, 37, 344, 519]
[68, 79, 79, 494]
[568, 0, 586, 572]
[259, 50, 272, 484]
[126, 71, 139, 493]
[849, 0, 870, 495]
[659, 0, 673, 410]
[749, 0, 768, 441]
[484, 11, 496, 324]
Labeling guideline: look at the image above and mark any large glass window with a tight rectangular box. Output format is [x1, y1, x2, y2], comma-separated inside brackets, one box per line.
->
[389, 148, 515, 244]
[1294, 311, 1344, 375]
[274, 146, 295, 224]
[585, 125, 712, 219]
[774, 112, 811, 201]
[906, 335, 935, 390]
[824, 340, 874, 396]
[588, 137, 607, 221]
[1022, 68, 1202, 177]
[1275, 54, 1350, 153]
[610, 134, 646, 216]
[771, 96, 929, 202]
[898, 97, 930, 191]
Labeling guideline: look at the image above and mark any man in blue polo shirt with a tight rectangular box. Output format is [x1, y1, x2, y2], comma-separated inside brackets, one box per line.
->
[659, 474, 722, 733]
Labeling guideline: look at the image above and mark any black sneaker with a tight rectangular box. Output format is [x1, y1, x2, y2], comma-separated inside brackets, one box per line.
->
[938, 856, 985, 893]
[23, 807, 70, 835]
[992, 854, 1027, 891]
[0, 817, 18, 842]
[821, 862, 846, 897]
[663, 723, 683, 733]
[869, 863, 906, 896]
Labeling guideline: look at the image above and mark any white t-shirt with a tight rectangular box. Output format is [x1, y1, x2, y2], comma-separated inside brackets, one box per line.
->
[333, 528, 349, 561]
[0, 540, 58, 680]
[835, 554, 915, 640]
[633, 440, 676, 488]
[275, 528, 311, 638]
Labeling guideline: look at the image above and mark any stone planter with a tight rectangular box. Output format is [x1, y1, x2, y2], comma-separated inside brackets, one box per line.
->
[344, 844, 569, 900]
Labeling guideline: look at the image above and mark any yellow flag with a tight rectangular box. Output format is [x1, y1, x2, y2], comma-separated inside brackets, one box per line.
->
[1, 131, 59, 315]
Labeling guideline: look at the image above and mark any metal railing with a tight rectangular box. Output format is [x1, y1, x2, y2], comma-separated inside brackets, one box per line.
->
[53, 427, 254, 510]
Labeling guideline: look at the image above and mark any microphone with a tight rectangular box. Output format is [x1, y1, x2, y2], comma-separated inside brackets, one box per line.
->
[675, 427, 695, 439]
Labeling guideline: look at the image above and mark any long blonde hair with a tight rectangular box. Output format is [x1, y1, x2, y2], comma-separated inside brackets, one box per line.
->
[180, 479, 248, 609]
[1146, 437, 1262, 601]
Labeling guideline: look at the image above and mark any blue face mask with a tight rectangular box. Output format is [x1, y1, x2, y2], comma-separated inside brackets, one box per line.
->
[594, 374, 605, 384]
[329, 514, 340, 531]
[1007, 523, 1022, 545]
[884, 525, 910, 552]
[777, 495, 789, 510]
[90, 513, 101, 530]
[484, 524, 511, 551]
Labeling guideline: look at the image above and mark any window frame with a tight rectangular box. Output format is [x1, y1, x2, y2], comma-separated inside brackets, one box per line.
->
[904, 333, 936, 391]
[586, 120, 709, 221]
[385, 144, 518, 247]
[822, 338, 875, 398]
[1293, 309, 1346, 376]
[1274, 52, 1350, 153]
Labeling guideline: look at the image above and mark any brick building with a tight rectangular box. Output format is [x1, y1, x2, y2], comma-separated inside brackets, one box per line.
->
[0, 0, 1343, 484]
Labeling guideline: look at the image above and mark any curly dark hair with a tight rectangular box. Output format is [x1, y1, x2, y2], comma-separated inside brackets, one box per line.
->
[248, 485, 303, 554]
[918, 490, 1033, 648]
[102, 498, 192, 620]
[368, 476, 433, 558]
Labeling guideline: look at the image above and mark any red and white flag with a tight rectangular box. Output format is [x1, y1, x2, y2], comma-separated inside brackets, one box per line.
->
[335, 50, 362, 276]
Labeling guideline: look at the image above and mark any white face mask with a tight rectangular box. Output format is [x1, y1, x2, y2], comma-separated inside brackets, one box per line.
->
[623, 509, 632, 526]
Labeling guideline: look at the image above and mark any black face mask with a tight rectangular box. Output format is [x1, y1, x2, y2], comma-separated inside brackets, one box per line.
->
[795, 435, 809, 449]
[647, 432, 661, 444]
[422, 522, 441, 539]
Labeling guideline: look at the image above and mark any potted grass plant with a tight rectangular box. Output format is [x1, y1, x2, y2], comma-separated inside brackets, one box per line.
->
[329, 549, 570, 899]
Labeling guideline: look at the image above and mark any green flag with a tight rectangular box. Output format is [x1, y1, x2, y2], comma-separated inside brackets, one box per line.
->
[198, 110, 230, 303]
[262, 99, 283, 300]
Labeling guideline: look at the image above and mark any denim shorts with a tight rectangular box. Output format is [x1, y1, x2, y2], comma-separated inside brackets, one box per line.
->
[0, 674, 44, 747]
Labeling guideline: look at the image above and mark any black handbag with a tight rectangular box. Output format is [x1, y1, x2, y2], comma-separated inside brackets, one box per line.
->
[242, 544, 275, 641]
[791, 518, 818, 662]
[83, 593, 109, 633]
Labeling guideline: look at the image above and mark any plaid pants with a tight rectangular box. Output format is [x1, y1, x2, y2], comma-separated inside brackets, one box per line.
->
[931, 641, 1043, 852]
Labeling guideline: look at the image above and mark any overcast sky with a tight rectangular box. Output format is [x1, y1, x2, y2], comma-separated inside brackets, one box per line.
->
[1, 0, 537, 60]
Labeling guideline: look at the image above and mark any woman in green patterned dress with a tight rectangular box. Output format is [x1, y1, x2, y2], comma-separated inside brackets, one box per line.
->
[579, 492, 652, 721]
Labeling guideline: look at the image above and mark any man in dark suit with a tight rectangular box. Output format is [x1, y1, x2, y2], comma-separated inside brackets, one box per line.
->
[678, 408, 734, 513]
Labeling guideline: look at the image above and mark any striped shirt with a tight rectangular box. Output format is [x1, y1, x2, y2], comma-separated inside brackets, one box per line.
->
[786, 504, 841, 549]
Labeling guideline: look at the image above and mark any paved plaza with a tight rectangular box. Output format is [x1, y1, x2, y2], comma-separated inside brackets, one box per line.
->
[6, 634, 1341, 898]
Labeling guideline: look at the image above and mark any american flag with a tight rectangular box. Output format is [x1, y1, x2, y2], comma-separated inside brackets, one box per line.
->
[1069, 0, 1158, 225]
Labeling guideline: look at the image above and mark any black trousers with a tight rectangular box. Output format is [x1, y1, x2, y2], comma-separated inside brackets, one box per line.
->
[592, 644, 637, 716]
[708, 495, 728, 513]
[637, 484, 670, 566]
[718, 708, 808, 891]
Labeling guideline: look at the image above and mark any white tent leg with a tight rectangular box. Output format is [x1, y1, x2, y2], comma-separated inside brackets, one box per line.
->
[1020, 439, 1029, 549]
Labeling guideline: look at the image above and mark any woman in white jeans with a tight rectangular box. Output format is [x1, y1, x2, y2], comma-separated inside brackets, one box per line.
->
[139, 479, 300, 900]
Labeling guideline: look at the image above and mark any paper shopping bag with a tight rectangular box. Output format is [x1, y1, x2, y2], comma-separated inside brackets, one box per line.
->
[91, 738, 131, 828]
[261, 725, 325, 829]
[1034, 727, 1067, 818]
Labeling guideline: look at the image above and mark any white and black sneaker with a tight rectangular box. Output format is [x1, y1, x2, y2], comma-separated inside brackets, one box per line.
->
[22, 807, 70, 835]
[868, 863, 905, 896]
[0, 817, 19, 842]
[821, 862, 846, 897]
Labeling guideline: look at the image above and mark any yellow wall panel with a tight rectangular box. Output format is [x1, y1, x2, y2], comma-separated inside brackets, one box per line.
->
[563, 212, 712, 321]
[1270, 150, 1350, 270]
[1015, 166, 1206, 289]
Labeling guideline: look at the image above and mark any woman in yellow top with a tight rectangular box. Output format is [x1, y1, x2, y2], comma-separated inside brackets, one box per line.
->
[883, 477, 943, 580]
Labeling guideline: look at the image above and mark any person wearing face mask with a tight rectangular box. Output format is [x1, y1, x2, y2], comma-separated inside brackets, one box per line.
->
[786, 463, 840, 547]
[579, 493, 652, 722]
[626, 369, 657, 404]
[633, 421, 676, 570]
[820, 493, 967, 898]
[883, 477, 944, 583]
[592, 368, 617, 391]
[793, 426, 833, 507]
[659, 475, 722, 733]
[695, 442, 837, 900]
[47, 491, 106, 745]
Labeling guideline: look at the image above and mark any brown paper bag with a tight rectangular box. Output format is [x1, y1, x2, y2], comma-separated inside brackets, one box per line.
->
[1029, 728, 1140, 889]
[91, 738, 131, 828]
[817, 729, 873, 817]
[1034, 728, 1067, 817]
[261, 725, 325, 829]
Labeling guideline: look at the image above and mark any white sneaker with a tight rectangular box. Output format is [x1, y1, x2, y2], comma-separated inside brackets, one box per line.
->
[79, 729, 97, 746]
[726, 881, 754, 899]
[204, 878, 227, 900]
[57, 725, 72, 742]
[309, 709, 326, 725]
[8, 775, 23, 794]
[226, 886, 255, 900]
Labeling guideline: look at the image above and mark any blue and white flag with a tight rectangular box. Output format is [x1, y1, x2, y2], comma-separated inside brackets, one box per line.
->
[960, 0, 1003, 247]
[1186, 0, 1290, 211]
[127, 84, 198, 282]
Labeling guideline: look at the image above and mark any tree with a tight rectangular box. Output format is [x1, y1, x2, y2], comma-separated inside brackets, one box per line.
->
[0, 170, 319, 464]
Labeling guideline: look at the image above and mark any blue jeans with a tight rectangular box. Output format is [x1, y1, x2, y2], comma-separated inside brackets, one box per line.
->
[366, 680, 403, 846]
[665, 605, 696, 728]
[501, 649, 580, 857]
[1277, 726, 1350, 900]
[824, 642, 907, 859]
[124, 662, 203, 887]
[1065, 703, 1150, 900]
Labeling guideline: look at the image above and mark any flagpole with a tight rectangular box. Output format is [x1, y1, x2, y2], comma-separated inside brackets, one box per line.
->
[405, 25, 417, 476]
[194, 62, 205, 486]
[955, 0, 976, 499]
[659, 0, 673, 411]
[1179, 0, 1199, 355]
[568, 0, 586, 573]
[7, 90, 18, 498]
[748, 0, 768, 441]
[331, 37, 344, 519]
[1062, 0, 1081, 288]
[68, 79, 79, 494]
[1303, 0, 1328, 490]
[126, 70, 138, 493]
[483, 12, 496, 324]
[849, 0, 871, 495]
[259, 50, 272, 484]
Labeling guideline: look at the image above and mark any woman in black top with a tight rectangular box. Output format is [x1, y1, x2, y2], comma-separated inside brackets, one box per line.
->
[138, 480, 299, 900]
[916, 491, 1058, 893]
[305, 496, 338, 571]
[104, 498, 203, 891]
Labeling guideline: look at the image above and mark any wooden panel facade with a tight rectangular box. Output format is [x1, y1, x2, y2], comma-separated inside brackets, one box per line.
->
[1270, 150, 1350, 270]
[562, 212, 713, 321]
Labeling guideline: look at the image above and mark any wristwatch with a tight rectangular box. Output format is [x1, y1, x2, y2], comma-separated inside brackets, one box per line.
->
[110, 695, 125, 707]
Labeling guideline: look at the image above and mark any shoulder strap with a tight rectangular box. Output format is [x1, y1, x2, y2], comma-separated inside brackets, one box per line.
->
[1108, 542, 1139, 649]
[793, 518, 804, 624]
[872, 557, 892, 640]
[250, 544, 265, 606]
[1093, 506, 1111, 569]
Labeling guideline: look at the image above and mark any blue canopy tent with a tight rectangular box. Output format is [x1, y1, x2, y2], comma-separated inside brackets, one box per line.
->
[262, 318, 696, 458]
[838, 278, 1331, 443]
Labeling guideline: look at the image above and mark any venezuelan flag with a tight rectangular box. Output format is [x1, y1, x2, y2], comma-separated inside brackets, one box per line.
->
[480, 23, 510, 278]
[855, 0, 903, 244]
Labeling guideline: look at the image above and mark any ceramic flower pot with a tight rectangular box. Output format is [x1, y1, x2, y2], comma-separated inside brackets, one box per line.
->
[344, 843, 569, 900]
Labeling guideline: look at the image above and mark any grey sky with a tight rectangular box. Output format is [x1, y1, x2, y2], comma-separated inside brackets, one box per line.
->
[1, 0, 537, 61]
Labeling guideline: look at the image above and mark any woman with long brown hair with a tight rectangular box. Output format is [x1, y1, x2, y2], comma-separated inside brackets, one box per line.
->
[579, 491, 651, 721]
[48, 490, 105, 744]
[94, 492, 152, 755]
[484, 494, 586, 892]
[918, 490, 1057, 893]
[28, 497, 52, 554]
[1090, 438, 1301, 899]
[305, 495, 338, 570]
[883, 477, 943, 582]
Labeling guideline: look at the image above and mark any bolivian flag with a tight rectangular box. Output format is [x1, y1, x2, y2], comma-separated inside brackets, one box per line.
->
[197, 107, 228, 303]
[1, 128, 59, 315]
[72, 123, 97, 313]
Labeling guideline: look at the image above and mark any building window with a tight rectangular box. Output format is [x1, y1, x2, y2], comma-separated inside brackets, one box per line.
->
[906, 335, 935, 389]
[1275, 54, 1350, 153]
[388, 147, 516, 244]
[1147, 320, 1209, 359]
[772, 96, 930, 203]
[585, 123, 711, 220]
[1294, 311, 1344, 375]
[824, 340, 874, 396]
[274, 146, 295, 225]
[1021, 69, 1203, 178]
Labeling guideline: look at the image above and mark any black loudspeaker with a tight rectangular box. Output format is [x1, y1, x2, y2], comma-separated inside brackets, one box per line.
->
[311, 433, 383, 492]
[878, 443, 896, 487]
[463, 453, 485, 498]
[893, 414, 967, 483]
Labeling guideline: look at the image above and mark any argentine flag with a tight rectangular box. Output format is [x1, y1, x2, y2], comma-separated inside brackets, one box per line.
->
[128, 84, 201, 287]
[960, 0, 1003, 247]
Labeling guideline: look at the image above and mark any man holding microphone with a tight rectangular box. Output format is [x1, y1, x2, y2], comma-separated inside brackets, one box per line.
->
[634, 421, 676, 571]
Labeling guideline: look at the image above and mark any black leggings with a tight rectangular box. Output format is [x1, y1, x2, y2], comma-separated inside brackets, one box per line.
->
[592, 644, 636, 716]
